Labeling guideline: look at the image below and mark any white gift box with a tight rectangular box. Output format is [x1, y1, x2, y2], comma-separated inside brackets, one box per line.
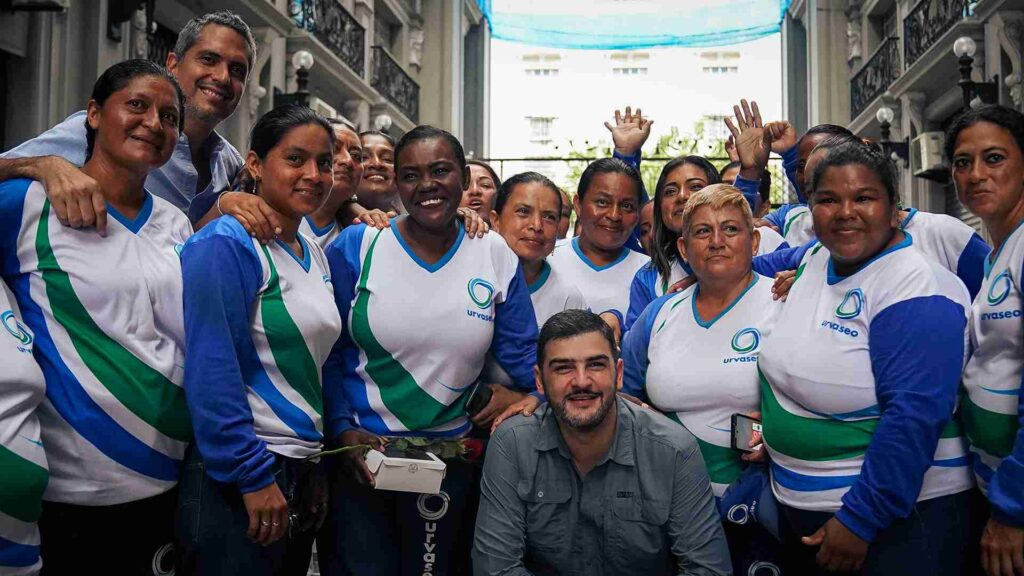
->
[365, 448, 447, 494]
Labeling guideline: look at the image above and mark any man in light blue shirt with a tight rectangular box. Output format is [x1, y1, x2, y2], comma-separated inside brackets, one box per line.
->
[0, 11, 283, 237]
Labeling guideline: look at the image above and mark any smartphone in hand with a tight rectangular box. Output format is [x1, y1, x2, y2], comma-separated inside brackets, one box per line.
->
[731, 413, 763, 452]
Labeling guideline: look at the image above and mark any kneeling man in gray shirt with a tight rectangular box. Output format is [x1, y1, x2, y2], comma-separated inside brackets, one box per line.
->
[473, 309, 731, 576]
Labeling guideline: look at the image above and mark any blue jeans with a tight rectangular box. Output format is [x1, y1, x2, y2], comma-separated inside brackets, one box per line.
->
[175, 445, 318, 576]
[317, 458, 478, 576]
[778, 490, 975, 575]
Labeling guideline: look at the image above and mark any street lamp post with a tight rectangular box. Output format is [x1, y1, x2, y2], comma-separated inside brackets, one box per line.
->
[875, 105, 908, 164]
[953, 36, 999, 110]
[274, 50, 316, 108]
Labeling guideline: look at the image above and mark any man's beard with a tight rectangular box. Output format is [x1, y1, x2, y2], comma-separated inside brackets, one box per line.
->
[549, 389, 615, 432]
[185, 96, 229, 127]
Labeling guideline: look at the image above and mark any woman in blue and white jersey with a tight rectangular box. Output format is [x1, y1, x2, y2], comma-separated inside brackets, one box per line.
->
[756, 140, 974, 574]
[319, 126, 538, 576]
[546, 157, 649, 338]
[624, 156, 716, 331]
[491, 172, 586, 327]
[178, 105, 342, 573]
[799, 133, 989, 300]
[948, 105, 1024, 576]
[621, 184, 783, 574]
[298, 118, 364, 249]
[0, 283, 46, 576]
[0, 60, 190, 574]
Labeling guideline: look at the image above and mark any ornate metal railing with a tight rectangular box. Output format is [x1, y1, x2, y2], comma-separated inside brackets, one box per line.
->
[291, 0, 366, 77]
[851, 37, 901, 119]
[903, 0, 971, 70]
[147, 23, 177, 67]
[372, 46, 419, 123]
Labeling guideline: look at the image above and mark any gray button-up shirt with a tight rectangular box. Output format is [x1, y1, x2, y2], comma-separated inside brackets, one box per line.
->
[2, 111, 242, 224]
[473, 398, 731, 576]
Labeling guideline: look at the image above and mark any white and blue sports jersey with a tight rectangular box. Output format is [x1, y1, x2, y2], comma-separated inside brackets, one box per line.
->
[299, 215, 341, 250]
[181, 218, 342, 492]
[756, 226, 788, 255]
[962, 222, 1024, 526]
[622, 274, 780, 497]
[323, 222, 538, 439]
[754, 208, 988, 301]
[625, 260, 691, 332]
[549, 237, 649, 324]
[0, 178, 191, 506]
[528, 261, 587, 328]
[901, 208, 988, 300]
[0, 283, 47, 575]
[757, 236, 973, 542]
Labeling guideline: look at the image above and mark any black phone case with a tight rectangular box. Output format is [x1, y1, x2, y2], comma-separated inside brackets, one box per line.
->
[731, 413, 760, 452]
[465, 382, 493, 416]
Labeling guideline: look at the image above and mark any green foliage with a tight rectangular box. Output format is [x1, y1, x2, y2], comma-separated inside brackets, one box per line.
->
[564, 120, 731, 195]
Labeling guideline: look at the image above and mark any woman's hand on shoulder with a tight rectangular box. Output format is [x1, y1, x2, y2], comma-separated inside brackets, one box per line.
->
[490, 393, 542, 434]
[457, 207, 490, 238]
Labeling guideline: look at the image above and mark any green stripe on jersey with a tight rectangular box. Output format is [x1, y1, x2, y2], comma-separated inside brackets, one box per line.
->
[760, 370, 874, 462]
[351, 231, 465, 430]
[36, 201, 191, 442]
[963, 393, 1018, 458]
[665, 412, 743, 486]
[0, 445, 48, 523]
[259, 244, 323, 415]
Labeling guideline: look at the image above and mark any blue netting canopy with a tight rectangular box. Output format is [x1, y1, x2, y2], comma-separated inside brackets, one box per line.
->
[477, 0, 792, 49]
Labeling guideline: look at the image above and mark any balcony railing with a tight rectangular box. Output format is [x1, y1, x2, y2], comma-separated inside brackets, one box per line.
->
[904, 0, 971, 70]
[372, 46, 419, 123]
[291, 0, 366, 77]
[851, 37, 901, 119]
[146, 23, 178, 67]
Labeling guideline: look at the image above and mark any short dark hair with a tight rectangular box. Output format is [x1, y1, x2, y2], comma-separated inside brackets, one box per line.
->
[249, 104, 335, 160]
[537, 309, 618, 366]
[577, 157, 645, 205]
[797, 123, 855, 151]
[393, 125, 467, 178]
[359, 129, 395, 147]
[494, 171, 563, 215]
[85, 59, 185, 161]
[944, 104, 1024, 164]
[174, 11, 256, 67]
[718, 160, 742, 180]
[650, 155, 721, 281]
[809, 140, 897, 204]
[467, 159, 501, 189]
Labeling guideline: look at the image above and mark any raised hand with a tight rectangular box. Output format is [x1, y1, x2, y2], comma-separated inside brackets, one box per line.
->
[723, 99, 773, 180]
[725, 135, 740, 163]
[604, 106, 653, 156]
[767, 121, 798, 154]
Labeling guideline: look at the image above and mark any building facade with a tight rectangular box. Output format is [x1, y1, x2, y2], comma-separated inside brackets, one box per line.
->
[0, 0, 490, 156]
[782, 0, 1023, 230]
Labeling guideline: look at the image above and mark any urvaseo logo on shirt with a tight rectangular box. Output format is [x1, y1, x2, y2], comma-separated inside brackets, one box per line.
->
[987, 270, 1012, 306]
[835, 288, 864, 319]
[466, 278, 495, 322]
[723, 327, 760, 364]
[1, 310, 33, 354]
[981, 270, 1021, 320]
[820, 288, 864, 338]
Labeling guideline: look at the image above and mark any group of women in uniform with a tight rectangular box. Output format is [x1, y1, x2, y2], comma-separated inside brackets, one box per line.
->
[0, 55, 1022, 576]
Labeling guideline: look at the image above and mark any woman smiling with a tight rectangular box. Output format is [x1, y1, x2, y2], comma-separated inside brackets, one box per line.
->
[756, 141, 974, 574]
[621, 184, 782, 573]
[178, 105, 343, 573]
[319, 126, 537, 576]
[0, 59, 190, 573]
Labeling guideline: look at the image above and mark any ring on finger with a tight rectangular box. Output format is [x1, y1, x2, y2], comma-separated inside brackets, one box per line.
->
[261, 520, 271, 527]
